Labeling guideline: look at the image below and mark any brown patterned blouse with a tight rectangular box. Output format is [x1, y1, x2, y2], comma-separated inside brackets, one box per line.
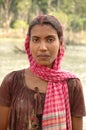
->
[0, 69, 85, 130]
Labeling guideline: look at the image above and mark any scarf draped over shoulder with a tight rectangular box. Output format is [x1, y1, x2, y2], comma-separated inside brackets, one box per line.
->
[25, 32, 77, 130]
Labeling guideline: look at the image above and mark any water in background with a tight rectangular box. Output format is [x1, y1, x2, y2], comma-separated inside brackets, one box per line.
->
[0, 38, 86, 129]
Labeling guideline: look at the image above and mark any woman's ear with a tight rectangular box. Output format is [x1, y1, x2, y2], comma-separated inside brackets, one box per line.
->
[59, 36, 63, 46]
[59, 37, 63, 51]
[59, 45, 62, 55]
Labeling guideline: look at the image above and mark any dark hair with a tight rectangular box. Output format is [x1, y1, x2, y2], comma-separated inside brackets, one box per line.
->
[28, 15, 63, 41]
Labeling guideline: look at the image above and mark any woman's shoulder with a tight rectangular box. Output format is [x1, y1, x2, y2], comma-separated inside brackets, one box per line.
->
[67, 78, 82, 90]
[67, 78, 86, 116]
[6, 69, 24, 77]
[0, 69, 25, 87]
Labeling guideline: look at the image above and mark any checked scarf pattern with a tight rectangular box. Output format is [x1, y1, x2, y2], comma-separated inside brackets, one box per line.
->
[25, 34, 76, 130]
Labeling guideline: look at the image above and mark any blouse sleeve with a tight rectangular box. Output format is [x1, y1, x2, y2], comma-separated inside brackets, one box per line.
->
[67, 78, 86, 117]
[0, 72, 15, 107]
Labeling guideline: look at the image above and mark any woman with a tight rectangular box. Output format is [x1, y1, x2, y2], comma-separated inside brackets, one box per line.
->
[0, 15, 85, 130]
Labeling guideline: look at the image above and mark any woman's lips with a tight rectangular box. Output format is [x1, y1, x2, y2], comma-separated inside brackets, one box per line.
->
[37, 54, 50, 59]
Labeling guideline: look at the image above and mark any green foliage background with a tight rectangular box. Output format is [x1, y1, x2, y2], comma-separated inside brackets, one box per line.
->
[0, 0, 86, 32]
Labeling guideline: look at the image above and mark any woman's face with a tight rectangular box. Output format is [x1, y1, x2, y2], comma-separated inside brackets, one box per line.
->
[30, 24, 62, 68]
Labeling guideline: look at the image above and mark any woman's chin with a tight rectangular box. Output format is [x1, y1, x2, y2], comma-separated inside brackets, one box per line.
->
[37, 61, 53, 68]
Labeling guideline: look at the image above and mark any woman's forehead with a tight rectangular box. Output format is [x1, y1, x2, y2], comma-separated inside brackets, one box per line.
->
[28, 15, 63, 40]
[30, 24, 58, 36]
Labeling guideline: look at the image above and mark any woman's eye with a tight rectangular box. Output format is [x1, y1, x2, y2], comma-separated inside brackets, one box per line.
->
[47, 38, 54, 43]
[32, 38, 39, 43]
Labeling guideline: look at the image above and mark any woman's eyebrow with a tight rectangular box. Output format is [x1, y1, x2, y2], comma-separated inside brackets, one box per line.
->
[45, 35, 56, 38]
[31, 36, 40, 38]
[31, 35, 56, 38]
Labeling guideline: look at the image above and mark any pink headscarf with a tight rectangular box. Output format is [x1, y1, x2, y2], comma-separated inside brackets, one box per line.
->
[25, 15, 77, 130]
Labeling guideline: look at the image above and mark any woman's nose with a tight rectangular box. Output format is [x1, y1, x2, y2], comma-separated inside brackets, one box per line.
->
[39, 41, 47, 51]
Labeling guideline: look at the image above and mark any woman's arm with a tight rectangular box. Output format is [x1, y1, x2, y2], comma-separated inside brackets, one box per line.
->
[72, 116, 83, 130]
[0, 105, 10, 130]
